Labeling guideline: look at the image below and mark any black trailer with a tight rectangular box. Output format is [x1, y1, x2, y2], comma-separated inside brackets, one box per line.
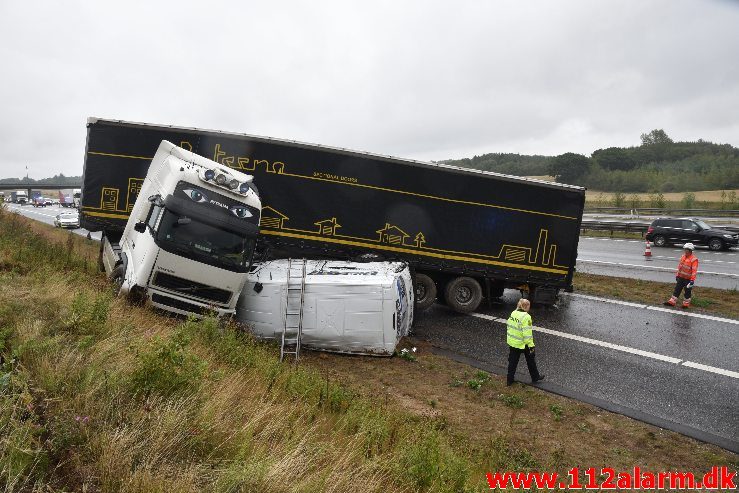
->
[81, 118, 585, 311]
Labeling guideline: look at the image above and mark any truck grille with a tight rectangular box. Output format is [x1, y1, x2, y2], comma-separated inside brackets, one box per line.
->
[152, 272, 231, 305]
[151, 293, 207, 315]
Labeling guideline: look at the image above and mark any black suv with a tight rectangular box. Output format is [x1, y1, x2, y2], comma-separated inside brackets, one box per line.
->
[646, 218, 739, 251]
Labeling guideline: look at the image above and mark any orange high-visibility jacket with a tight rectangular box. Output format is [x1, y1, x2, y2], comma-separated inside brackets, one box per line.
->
[676, 254, 699, 281]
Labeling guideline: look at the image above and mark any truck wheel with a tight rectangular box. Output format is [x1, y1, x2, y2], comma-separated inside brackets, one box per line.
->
[444, 277, 482, 313]
[414, 273, 437, 310]
[109, 265, 125, 295]
[652, 235, 666, 247]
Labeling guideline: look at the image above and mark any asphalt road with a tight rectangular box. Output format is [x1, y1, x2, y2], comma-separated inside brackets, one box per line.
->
[577, 236, 739, 290]
[6, 203, 102, 241]
[7, 202, 739, 451]
[413, 291, 739, 452]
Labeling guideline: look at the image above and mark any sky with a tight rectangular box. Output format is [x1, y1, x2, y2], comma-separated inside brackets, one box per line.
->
[1, 0, 738, 179]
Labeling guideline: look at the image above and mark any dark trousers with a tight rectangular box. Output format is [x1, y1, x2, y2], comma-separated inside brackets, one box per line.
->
[673, 277, 693, 299]
[507, 346, 541, 385]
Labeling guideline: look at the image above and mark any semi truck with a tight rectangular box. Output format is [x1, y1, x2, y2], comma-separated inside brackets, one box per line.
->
[84, 139, 262, 317]
[81, 118, 585, 313]
[58, 190, 75, 207]
[12, 191, 28, 204]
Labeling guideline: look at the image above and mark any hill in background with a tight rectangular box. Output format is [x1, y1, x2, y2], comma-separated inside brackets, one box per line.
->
[443, 129, 739, 193]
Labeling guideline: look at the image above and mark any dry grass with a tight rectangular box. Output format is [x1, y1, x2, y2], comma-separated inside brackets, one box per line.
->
[585, 189, 739, 205]
[1, 207, 737, 493]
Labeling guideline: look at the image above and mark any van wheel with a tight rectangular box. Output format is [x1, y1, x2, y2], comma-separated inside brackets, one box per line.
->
[444, 277, 482, 313]
[652, 235, 666, 247]
[414, 273, 437, 311]
[109, 265, 125, 295]
[708, 238, 723, 251]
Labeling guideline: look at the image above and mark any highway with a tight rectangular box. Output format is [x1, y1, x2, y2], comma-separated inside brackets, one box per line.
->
[7, 201, 739, 452]
[414, 291, 739, 453]
[577, 236, 739, 290]
[6, 203, 101, 241]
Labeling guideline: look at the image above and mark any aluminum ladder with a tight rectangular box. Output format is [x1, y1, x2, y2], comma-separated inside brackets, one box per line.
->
[280, 258, 307, 362]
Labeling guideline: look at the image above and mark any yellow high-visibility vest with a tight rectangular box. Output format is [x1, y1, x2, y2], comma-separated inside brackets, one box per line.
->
[507, 309, 534, 349]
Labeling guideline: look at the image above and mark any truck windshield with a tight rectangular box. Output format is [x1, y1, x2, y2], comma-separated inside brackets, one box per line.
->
[156, 210, 250, 272]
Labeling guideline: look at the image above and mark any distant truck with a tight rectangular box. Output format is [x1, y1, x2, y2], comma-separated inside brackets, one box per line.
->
[58, 190, 75, 207]
[237, 259, 414, 355]
[12, 191, 28, 205]
[72, 189, 81, 208]
[86, 140, 262, 317]
[81, 118, 585, 313]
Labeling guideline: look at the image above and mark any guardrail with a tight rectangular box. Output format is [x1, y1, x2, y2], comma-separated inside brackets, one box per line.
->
[581, 220, 739, 237]
[585, 207, 739, 217]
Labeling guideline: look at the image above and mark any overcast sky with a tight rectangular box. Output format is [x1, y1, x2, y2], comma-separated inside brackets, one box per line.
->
[1, 0, 738, 179]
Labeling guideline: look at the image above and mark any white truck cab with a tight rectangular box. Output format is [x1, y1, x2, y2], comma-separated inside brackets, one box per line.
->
[100, 141, 261, 317]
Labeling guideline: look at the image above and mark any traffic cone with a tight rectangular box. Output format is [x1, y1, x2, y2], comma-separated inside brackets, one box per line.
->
[644, 240, 652, 259]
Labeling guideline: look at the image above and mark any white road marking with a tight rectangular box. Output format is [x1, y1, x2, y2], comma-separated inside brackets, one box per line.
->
[567, 292, 739, 326]
[681, 361, 739, 379]
[577, 259, 739, 278]
[470, 312, 738, 379]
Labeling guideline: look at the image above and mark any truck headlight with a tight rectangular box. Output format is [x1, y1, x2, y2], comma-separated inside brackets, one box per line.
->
[215, 173, 227, 185]
[204, 169, 215, 181]
[228, 179, 239, 190]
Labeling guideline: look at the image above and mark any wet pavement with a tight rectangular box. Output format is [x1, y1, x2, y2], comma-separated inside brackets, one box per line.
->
[577, 236, 739, 290]
[412, 291, 739, 452]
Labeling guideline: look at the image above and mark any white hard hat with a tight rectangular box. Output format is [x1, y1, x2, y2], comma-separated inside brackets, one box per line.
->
[683, 242, 695, 250]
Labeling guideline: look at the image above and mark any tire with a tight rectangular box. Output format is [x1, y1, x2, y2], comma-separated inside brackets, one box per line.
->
[444, 276, 483, 313]
[109, 264, 125, 295]
[652, 235, 666, 247]
[708, 238, 723, 251]
[414, 273, 437, 311]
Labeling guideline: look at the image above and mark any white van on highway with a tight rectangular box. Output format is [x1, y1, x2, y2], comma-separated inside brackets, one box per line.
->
[237, 260, 414, 356]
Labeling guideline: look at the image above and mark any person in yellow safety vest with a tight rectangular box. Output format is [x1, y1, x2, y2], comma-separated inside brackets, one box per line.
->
[664, 242, 699, 309]
[506, 298, 545, 386]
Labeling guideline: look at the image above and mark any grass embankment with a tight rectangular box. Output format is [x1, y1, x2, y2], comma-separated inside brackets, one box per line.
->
[574, 272, 739, 320]
[1, 209, 736, 492]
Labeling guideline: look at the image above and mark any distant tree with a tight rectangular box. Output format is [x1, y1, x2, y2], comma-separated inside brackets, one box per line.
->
[612, 191, 626, 208]
[548, 153, 590, 184]
[682, 192, 696, 208]
[640, 129, 673, 146]
[592, 147, 637, 171]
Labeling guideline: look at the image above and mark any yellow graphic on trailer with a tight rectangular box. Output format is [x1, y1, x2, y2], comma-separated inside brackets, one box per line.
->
[315, 217, 341, 236]
[125, 178, 144, 212]
[376, 223, 410, 245]
[100, 188, 119, 211]
[260, 206, 288, 229]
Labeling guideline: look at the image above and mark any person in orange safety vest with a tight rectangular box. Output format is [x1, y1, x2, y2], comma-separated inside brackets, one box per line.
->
[664, 242, 699, 308]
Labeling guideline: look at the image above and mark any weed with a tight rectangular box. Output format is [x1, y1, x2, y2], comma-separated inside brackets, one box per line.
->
[129, 329, 206, 397]
[429, 399, 437, 409]
[474, 370, 490, 382]
[398, 347, 417, 362]
[450, 378, 463, 388]
[466, 379, 483, 391]
[500, 394, 524, 409]
[549, 404, 564, 421]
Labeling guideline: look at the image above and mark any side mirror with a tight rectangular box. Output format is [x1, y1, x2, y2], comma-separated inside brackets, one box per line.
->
[133, 222, 146, 233]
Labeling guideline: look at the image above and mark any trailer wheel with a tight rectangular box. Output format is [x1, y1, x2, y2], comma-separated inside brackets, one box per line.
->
[414, 273, 437, 311]
[444, 277, 482, 313]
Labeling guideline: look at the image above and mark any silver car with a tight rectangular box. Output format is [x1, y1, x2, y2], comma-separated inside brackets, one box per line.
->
[54, 212, 80, 229]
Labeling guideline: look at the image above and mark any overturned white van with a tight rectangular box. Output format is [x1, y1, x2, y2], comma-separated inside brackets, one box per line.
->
[236, 260, 414, 356]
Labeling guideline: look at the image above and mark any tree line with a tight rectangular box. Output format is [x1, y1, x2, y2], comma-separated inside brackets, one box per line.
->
[0, 174, 82, 185]
[444, 129, 739, 192]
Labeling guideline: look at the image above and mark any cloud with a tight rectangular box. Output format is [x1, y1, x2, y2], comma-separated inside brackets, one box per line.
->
[1, 0, 738, 178]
